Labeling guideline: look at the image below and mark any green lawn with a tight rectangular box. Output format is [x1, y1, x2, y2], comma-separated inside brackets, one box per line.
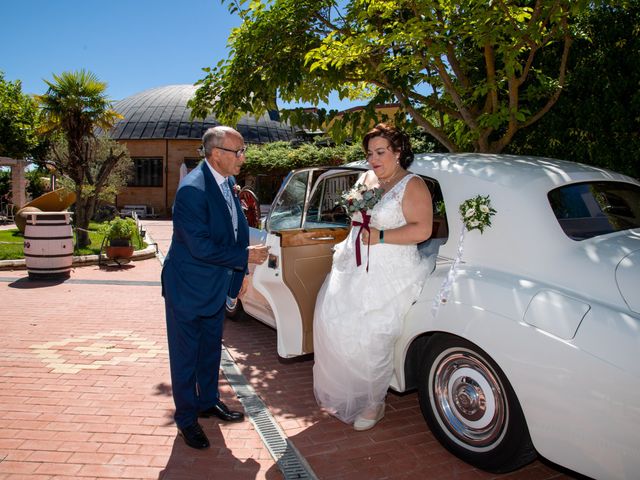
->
[0, 229, 24, 260]
[0, 222, 146, 261]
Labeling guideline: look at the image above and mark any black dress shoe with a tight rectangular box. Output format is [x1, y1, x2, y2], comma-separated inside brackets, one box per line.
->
[199, 400, 244, 422]
[178, 422, 210, 449]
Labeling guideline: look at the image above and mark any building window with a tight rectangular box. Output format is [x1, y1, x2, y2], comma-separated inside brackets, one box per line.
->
[130, 158, 163, 187]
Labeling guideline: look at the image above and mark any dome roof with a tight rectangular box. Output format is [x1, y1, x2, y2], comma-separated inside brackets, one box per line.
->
[110, 84, 295, 143]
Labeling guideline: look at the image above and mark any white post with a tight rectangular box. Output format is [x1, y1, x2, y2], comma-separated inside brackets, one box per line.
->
[12, 159, 28, 207]
[0, 157, 29, 208]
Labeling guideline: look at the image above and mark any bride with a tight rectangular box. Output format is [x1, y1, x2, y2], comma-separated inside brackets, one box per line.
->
[313, 123, 434, 431]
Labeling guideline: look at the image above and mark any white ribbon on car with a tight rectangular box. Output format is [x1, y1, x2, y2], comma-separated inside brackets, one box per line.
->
[431, 222, 466, 317]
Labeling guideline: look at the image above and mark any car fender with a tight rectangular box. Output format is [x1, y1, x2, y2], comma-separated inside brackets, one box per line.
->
[397, 268, 640, 480]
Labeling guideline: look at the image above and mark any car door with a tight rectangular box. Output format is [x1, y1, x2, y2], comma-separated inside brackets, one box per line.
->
[243, 166, 365, 358]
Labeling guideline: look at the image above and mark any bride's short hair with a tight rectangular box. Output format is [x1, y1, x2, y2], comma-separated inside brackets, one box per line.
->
[362, 123, 414, 168]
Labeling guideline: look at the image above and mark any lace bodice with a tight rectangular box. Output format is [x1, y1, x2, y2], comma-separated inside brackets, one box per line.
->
[370, 174, 415, 230]
[333, 174, 421, 272]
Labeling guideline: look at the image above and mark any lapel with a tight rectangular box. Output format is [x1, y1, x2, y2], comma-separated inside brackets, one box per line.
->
[229, 176, 249, 245]
[201, 162, 235, 239]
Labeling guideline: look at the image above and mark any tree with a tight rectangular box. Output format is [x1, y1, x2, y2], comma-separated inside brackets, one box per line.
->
[507, 1, 640, 178]
[37, 70, 129, 248]
[50, 134, 132, 213]
[191, 0, 589, 153]
[0, 72, 43, 159]
[25, 166, 50, 201]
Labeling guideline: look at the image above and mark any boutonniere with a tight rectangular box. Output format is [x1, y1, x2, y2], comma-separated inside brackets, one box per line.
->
[233, 184, 242, 197]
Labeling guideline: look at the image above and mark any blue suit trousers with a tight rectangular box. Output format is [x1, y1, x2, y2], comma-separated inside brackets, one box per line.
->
[165, 303, 224, 429]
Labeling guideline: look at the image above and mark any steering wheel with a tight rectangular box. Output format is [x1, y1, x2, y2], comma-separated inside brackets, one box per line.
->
[238, 187, 261, 228]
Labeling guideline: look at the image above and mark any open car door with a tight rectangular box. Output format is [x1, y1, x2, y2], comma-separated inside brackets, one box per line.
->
[242, 166, 366, 358]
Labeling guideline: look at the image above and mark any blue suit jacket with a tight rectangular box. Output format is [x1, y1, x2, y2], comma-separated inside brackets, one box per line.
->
[161, 161, 249, 316]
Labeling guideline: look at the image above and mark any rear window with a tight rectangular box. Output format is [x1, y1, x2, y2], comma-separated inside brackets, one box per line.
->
[548, 181, 640, 240]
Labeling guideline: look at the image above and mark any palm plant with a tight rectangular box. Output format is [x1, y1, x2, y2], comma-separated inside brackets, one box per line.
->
[37, 70, 127, 248]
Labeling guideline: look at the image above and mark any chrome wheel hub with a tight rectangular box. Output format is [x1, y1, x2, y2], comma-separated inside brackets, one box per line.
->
[432, 350, 507, 447]
[451, 375, 485, 420]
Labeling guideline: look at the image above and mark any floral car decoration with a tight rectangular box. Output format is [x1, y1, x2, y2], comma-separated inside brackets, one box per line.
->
[433, 195, 498, 312]
[459, 194, 497, 233]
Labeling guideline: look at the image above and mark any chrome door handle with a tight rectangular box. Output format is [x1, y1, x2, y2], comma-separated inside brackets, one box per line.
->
[311, 236, 335, 241]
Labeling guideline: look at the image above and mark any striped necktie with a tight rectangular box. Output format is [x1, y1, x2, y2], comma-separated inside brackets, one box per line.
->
[220, 180, 238, 239]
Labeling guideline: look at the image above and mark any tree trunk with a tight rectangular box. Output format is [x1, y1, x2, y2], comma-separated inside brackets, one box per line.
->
[74, 189, 91, 249]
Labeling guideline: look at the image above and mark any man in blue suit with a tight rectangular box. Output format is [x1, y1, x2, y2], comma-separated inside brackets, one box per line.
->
[162, 126, 269, 449]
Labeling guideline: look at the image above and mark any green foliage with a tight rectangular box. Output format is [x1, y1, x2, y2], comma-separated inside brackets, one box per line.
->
[242, 141, 363, 175]
[49, 135, 133, 205]
[98, 216, 137, 241]
[36, 70, 130, 248]
[37, 70, 122, 138]
[25, 167, 50, 200]
[241, 129, 435, 177]
[192, 0, 590, 153]
[508, 1, 640, 178]
[0, 228, 23, 260]
[0, 72, 45, 159]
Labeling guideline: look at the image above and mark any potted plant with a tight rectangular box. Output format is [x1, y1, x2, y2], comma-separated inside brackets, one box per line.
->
[99, 216, 137, 260]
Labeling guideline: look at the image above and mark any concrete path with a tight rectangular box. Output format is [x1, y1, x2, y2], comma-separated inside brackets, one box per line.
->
[0, 219, 577, 479]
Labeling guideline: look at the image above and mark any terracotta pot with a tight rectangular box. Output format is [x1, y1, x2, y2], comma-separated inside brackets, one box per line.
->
[106, 245, 134, 259]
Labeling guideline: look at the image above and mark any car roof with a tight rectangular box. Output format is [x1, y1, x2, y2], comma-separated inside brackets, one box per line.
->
[409, 153, 636, 190]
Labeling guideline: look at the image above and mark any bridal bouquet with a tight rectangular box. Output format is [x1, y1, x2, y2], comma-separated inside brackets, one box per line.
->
[337, 182, 383, 216]
[337, 183, 384, 271]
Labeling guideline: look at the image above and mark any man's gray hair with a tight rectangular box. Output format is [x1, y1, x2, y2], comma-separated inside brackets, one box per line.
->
[202, 126, 236, 157]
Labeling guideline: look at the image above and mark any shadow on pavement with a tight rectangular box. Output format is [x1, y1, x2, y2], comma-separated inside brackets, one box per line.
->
[224, 312, 579, 480]
[158, 424, 263, 480]
[8, 276, 67, 288]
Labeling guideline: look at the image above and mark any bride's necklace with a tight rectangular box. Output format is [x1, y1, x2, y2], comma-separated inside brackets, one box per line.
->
[378, 168, 403, 187]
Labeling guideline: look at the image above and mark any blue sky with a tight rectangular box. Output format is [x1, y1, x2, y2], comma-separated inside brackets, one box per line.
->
[1, 0, 357, 110]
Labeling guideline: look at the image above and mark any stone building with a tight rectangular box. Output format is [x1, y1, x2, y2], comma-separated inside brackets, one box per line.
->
[110, 84, 295, 217]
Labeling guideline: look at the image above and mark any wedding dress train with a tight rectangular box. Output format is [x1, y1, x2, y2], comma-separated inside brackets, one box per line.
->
[313, 174, 432, 424]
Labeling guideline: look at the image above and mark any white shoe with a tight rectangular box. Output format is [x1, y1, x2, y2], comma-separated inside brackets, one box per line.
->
[353, 404, 385, 431]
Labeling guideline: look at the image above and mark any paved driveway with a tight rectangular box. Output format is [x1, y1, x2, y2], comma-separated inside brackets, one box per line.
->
[0, 219, 578, 479]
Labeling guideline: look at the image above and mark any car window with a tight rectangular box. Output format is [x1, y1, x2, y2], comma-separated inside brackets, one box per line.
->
[267, 170, 309, 231]
[304, 172, 361, 229]
[422, 177, 449, 239]
[548, 181, 640, 240]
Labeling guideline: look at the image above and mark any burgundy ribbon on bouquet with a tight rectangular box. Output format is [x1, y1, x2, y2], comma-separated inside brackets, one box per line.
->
[352, 211, 372, 272]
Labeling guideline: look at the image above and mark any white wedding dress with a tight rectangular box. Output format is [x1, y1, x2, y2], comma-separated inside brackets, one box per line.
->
[313, 174, 432, 423]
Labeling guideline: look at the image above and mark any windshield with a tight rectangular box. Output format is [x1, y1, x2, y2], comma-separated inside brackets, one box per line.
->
[548, 181, 640, 240]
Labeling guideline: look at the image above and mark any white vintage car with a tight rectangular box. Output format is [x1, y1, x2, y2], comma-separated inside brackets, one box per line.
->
[237, 153, 640, 479]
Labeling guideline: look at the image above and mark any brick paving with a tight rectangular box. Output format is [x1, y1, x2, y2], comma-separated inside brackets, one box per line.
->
[0, 219, 579, 479]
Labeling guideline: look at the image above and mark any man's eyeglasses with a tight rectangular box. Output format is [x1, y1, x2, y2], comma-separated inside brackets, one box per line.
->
[214, 146, 247, 158]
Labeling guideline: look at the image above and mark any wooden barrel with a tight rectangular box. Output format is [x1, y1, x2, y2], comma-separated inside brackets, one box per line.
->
[23, 211, 73, 280]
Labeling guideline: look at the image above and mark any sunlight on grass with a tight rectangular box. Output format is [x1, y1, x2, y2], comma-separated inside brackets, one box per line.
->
[0, 221, 146, 261]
